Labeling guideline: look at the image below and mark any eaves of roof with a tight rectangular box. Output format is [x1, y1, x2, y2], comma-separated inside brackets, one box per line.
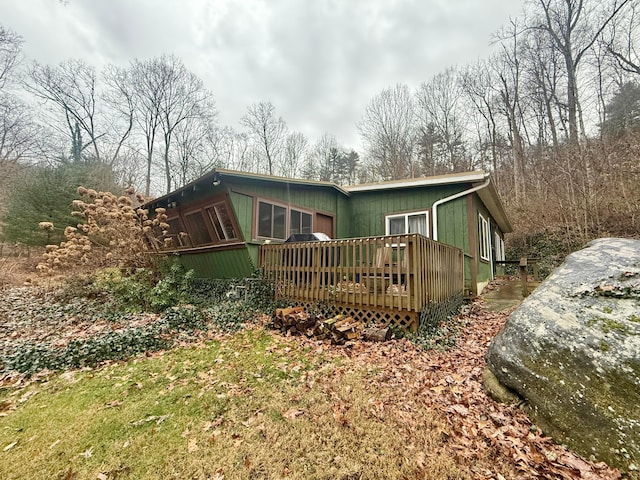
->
[145, 168, 512, 233]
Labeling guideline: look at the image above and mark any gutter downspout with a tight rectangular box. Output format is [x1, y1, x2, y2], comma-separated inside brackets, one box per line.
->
[432, 174, 491, 241]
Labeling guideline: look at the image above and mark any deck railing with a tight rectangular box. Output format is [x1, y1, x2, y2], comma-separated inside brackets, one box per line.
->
[259, 234, 464, 313]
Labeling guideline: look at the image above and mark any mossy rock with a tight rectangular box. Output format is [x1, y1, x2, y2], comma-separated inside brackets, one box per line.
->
[482, 367, 521, 405]
[486, 238, 640, 474]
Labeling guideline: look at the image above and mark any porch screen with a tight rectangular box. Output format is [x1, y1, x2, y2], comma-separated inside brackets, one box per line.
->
[184, 211, 213, 246]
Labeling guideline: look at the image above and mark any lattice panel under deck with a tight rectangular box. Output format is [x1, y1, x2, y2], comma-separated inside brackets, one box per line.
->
[286, 300, 418, 331]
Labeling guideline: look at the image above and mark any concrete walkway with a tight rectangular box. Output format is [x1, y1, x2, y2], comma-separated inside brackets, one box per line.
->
[481, 276, 541, 312]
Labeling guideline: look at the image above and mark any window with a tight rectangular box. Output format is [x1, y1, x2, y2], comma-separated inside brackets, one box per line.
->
[385, 211, 429, 236]
[157, 197, 241, 251]
[184, 210, 212, 246]
[206, 202, 238, 241]
[478, 213, 491, 261]
[290, 209, 312, 235]
[256, 200, 313, 240]
[257, 201, 287, 239]
[166, 217, 191, 248]
[494, 232, 505, 262]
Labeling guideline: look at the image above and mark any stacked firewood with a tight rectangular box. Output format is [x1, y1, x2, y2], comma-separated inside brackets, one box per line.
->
[316, 314, 364, 344]
[271, 306, 317, 336]
[271, 307, 390, 344]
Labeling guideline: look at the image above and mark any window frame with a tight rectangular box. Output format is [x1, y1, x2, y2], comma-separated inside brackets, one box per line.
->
[384, 210, 430, 237]
[289, 208, 313, 236]
[183, 209, 215, 247]
[205, 201, 239, 242]
[494, 231, 505, 262]
[254, 198, 314, 241]
[478, 213, 491, 262]
[157, 195, 242, 252]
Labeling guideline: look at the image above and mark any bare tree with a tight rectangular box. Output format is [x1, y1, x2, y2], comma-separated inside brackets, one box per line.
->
[0, 95, 41, 163]
[158, 56, 214, 193]
[210, 126, 253, 172]
[308, 133, 340, 182]
[128, 55, 215, 194]
[358, 83, 416, 180]
[24, 59, 104, 162]
[281, 131, 308, 178]
[102, 64, 136, 167]
[492, 20, 529, 201]
[523, 27, 566, 151]
[129, 57, 164, 195]
[0, 25, 22, 89]
[461, 62, 501, 175]
[606, 2, 640, 75]
[171, 110, 218, 186]
[241, 101, 287, 175]
[0, 26, 37, 167]
[415, 68, 469, 173]
[534, 0, 632, 144]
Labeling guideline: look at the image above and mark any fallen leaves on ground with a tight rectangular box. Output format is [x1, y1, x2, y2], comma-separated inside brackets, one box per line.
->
[0, 285, 622, 479]
[274, 300, 621, 479]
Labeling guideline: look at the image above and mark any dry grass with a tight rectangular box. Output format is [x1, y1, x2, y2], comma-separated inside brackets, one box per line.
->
[0, 329, 467, 480]
[0, 253, 43, 289]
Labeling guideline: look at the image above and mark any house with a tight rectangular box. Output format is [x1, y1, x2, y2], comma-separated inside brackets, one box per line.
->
[146, 168, 511, 328]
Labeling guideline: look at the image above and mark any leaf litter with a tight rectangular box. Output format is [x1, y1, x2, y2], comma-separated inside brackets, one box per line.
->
[271, 299, 621, 479]
[0, 286, 623, 479]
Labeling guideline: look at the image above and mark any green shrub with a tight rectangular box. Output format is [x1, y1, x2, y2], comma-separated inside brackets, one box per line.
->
[149, 261, 194, 312]
[92, 267, 155, 311]
[203, 301, 261, 332]
[2, 327, 169, 374]
[160, 305, 206, 331]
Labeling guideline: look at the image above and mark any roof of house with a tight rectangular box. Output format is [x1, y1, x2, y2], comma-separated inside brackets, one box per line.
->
[215, 168, 351, 195]
[344, 171, 488, 192]
[148, 168, 350, 208]
[148, 168, 512, 233]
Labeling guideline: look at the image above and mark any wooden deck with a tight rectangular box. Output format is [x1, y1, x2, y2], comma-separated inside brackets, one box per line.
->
[259, 235, 464, 322]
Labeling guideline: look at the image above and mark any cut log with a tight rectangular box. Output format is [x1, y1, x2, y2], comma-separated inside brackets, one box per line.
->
[363, 327, 391, 342]
[275, 306, 305, 319]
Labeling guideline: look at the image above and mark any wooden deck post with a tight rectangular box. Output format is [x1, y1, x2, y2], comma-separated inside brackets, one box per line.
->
[519, 257, 529, 297]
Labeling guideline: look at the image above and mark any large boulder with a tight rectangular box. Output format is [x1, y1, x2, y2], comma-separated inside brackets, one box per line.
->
[486, 238, 640, 473]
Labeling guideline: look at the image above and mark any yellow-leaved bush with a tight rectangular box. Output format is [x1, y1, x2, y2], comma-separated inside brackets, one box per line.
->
[37, 187, 168, 275]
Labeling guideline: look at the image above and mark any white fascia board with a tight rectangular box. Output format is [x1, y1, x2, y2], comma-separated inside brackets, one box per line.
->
[345, 172, 487, 192]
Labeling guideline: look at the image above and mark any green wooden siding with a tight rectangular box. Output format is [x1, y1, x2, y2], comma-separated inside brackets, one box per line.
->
[155, 174, 505, 293]
[334, 195, 352, 238]
[175, 247, 255, 279]
[473, 194, 493, 286]
[229, 190, 254, 241]
[347, 184, 470, 238]
[436, 198, 472, 293]
[225, 179, 349, 240]
[348, 185, 476, 294]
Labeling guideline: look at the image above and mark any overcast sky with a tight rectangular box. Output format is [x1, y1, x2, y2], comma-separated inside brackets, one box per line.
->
[1, 0, 523, 150]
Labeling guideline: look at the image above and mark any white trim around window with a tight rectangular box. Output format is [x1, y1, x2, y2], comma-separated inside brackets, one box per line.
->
[385, 210, 430, 237]
[494, 232, 505, 262]
[478, 213, 491, 261]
